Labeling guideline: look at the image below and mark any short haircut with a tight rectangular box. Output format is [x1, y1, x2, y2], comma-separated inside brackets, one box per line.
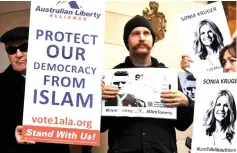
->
[113, 71, 129, 76]
[186, 74, 196, 81]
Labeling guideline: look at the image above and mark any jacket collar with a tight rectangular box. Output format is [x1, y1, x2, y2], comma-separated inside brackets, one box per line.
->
[4, 64, 25, 80]
[124, 56, 160, 68]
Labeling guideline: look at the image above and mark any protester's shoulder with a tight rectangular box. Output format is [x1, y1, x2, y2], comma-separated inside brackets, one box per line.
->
[0, 68, 7, 80]
[0, 65, 20, 84]
[113, 62, 127, 69]
[1, 65, 12, 76]
[0, 72, 4, 88]
[0, 72, 3, 81]
[151, 57, 167, 68]
[154, 59, 167, 68]
[157, 62, 167, 68]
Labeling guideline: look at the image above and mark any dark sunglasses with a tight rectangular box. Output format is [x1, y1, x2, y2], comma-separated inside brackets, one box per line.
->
[6, 42, 28, 55]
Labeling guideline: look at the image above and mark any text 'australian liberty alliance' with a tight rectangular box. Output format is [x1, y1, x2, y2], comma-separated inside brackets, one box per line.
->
[35, 6, 101, 19]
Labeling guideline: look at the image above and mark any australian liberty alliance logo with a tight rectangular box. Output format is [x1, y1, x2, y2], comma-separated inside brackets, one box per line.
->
[35, 1, 101, 21]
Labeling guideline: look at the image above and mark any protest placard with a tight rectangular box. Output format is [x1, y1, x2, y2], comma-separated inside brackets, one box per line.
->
[22, 0, 105, 146]
[192, 73, 237, 153]
[177, 1, 232, 76]
[102, 68, 178, 119]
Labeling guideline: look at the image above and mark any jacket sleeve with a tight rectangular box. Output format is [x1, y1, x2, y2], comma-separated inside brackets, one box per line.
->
[173, 77, 195, 131]
[100, 116, 110, 132]
[81, 146, 93, 153]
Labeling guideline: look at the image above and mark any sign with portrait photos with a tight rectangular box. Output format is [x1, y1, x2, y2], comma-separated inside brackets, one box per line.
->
[192, 72, 237, 153]
[102, 68, 178, 119]
[177, 1, 232, 76]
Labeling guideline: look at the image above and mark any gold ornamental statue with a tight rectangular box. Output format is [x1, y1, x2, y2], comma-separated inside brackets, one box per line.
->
[143, 1, 167, 42]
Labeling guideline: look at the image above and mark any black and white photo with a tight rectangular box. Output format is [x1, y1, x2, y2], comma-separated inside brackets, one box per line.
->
[177, 1, 232, 75]
[105, 70, 146, 107]
[203, 89, 236, 146]
[102, 68, 178, 119]
[178, 72, 196, 101]
[193, 19, 224, 64]
[192, 73, 237, 153]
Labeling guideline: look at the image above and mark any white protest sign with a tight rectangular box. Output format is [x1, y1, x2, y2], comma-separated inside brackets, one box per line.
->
[22, 0, 105, 146]
[176, 1, 232, 76]
[192, 72, 237, 153]
[102, 68, 178, 119]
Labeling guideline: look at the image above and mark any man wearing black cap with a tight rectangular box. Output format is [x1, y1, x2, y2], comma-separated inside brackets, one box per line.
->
[0, 27, 70, 153]
[100, 15, 194, 153]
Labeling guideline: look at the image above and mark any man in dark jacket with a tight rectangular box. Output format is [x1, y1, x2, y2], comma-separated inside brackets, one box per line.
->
[101, 15, 194, 153]
[0, 27, 70, 153]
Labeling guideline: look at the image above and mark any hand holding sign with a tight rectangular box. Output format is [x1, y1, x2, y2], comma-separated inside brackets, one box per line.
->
[15, 125, 35, 144]
[160, 90, 189, 107]
[180, 54, 193, 71]
[101, 77, 119, 99]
